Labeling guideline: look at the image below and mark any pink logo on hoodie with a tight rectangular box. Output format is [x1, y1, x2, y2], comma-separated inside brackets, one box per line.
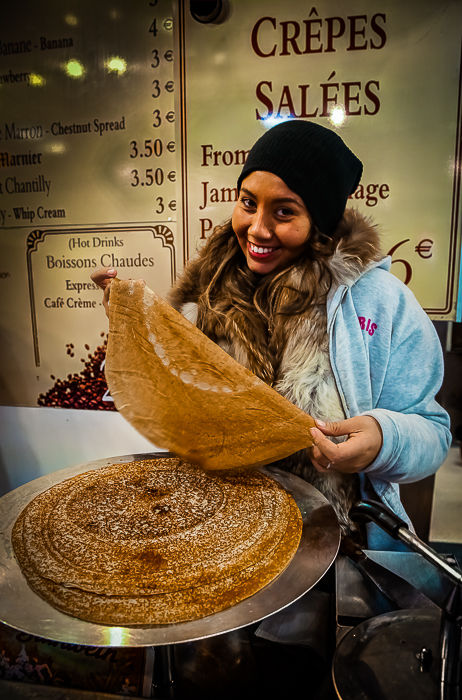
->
[358, 316, 377, 336]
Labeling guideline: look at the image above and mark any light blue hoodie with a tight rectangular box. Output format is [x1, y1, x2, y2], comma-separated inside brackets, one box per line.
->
[327, 257, 451, 550]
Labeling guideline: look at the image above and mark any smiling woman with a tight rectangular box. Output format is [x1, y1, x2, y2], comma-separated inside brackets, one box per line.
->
[91, 119, 450, 549]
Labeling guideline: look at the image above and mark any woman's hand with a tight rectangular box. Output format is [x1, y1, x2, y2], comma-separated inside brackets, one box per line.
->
[308, 416, 383, 474]
[90, 267, 117, 317]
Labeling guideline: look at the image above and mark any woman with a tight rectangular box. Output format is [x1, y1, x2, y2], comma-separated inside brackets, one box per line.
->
[92, 119, 450, 550]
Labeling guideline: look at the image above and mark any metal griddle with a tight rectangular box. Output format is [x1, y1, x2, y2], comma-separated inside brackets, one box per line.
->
[0, 452, 340, 648]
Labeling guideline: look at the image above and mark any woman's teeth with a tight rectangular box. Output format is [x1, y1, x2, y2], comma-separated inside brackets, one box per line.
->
[250, 243, 276, 254]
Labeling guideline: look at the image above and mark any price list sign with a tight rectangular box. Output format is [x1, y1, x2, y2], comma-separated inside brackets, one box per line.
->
[0, 0, 179, 408]
[177, 0, 462, 319]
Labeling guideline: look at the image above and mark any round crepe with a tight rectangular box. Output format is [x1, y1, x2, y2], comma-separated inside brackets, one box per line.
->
[105, 278, 315, 470]
[12, 457, 302, 625]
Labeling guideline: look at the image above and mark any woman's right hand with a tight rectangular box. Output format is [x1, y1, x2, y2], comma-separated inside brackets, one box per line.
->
[90, 267, 117, 317]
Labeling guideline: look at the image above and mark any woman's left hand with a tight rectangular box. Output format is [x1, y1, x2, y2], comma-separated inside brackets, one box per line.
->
[309, 416, 383, 474]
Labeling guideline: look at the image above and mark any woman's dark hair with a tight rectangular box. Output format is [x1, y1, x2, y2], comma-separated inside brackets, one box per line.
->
[197, 218, 339, 325]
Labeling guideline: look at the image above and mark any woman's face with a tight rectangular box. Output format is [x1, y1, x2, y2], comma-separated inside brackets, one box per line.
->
[232, 171, 313, 275]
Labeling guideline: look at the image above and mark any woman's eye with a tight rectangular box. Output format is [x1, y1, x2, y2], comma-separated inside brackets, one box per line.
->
[277, 207, 293, 217]
[241, 197, 255, 208]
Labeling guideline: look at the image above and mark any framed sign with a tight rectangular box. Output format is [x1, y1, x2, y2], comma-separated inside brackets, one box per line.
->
[0, 0, 178, 407]
[176, 0, 462, 319]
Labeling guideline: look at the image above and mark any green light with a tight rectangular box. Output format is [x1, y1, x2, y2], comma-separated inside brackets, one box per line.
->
[107, 57, 127, 74]
[65, 60, 85, 78]
[103, 626, 128, 646]
[29, 73, 45, 87]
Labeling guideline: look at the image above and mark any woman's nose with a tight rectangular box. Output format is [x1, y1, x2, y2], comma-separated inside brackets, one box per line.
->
[248, 208, 272, 240]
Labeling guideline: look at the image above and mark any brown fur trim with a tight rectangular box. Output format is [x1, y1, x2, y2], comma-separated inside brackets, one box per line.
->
[168, 253, 204, 312]
[271, 451, 362, 536]
[329, 209, 383, 286]
[168, 209, 382, 311]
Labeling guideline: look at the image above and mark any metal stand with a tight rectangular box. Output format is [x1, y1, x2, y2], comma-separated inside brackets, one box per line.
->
[153, 645, 176, 699]
[349, 501, 462, 699]
[141, 644, 176, 699]
[440, 585, 462, 700]
[142, 647, 156, 698]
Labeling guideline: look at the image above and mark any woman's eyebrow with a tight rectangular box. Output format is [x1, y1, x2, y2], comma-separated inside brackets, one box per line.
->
[240, 187, 302, 206]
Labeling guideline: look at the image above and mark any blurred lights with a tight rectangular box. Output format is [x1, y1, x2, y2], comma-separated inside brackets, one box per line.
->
[106, 627, 125, 646]
[51, 144, 65, 154]
[29, 73, 45, 87]
[107, 57, 127, 74]
[65, 15, 78, 26]
[65, 59, 85, 78]
[448, 157, 459, 176]
[329, 105, 346, 127]
[261, 115, 294, 130]
[261, 108, 346, 131]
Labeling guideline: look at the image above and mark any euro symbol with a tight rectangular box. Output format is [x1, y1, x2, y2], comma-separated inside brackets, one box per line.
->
[415, 239, 433, 259]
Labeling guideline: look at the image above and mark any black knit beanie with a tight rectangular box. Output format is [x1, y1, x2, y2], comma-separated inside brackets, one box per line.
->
[237, 120, 363, 236]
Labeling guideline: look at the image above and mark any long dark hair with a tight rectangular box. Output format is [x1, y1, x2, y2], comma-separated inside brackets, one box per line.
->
[196, 218, 339, 325]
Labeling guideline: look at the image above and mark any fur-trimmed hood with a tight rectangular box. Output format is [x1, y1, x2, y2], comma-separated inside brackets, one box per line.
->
[323, 208, 384, 287]
[170, 208, 382, 308]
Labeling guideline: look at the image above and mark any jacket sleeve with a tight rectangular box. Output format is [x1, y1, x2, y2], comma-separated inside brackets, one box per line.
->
[361, 282, 451, 482]
[331, 268, 451, 484]
[363, 331, 451, 483]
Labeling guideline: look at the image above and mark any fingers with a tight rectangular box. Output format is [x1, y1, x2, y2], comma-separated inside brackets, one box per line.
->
[310, 455, 333, 473]
[314, 416, 382, 443]
[91, 267, 117, 318]
[309, 428, 341, 471]
[309, 416, 383, 474]
[310, 427, 340, 461]
[90, 267, 117, 290]
[314, 418, 352, 438]
[102, 283, 112, 317]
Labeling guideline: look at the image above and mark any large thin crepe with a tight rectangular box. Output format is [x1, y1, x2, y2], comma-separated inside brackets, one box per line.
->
[12, 457, 302, 625]
[106, 278, 315, 470]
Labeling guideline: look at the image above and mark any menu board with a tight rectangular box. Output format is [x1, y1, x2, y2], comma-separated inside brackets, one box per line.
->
[0, 0, 178, 408]
[177, 0, 462, 319]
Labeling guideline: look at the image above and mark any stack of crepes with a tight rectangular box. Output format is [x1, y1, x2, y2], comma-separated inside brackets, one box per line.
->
[105, 278, 315, 470]
[12, 456, 303, 625]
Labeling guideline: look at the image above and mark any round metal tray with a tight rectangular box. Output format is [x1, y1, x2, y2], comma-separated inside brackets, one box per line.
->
[0, 453, 340, 647]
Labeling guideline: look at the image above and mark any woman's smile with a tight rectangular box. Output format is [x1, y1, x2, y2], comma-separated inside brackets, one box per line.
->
[248, 242, 280, 258]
